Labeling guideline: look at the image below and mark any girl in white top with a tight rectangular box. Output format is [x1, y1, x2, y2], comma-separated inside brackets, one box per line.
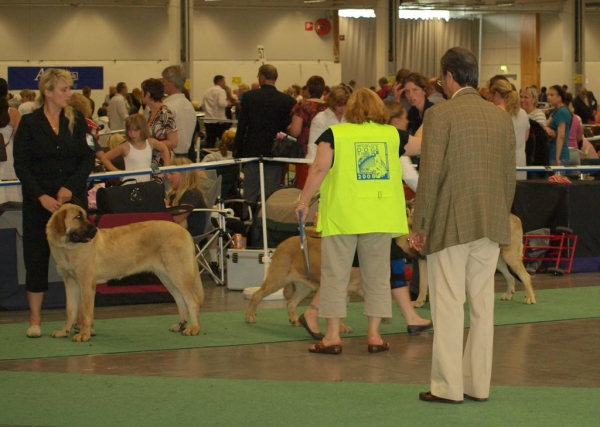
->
[491, 80, 530, 180]
[0, 78, 22, 203]
[102, 114, 170, 183]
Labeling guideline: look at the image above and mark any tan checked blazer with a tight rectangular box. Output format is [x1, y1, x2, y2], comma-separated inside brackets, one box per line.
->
[413, 87, 516, 255]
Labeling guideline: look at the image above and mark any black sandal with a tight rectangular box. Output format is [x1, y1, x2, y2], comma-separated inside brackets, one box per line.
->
[298, 313, 324, 340]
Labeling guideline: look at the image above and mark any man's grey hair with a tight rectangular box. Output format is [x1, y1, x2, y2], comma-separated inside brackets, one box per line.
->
[441, 47, 479, 88]
[162, 65, 186, 91]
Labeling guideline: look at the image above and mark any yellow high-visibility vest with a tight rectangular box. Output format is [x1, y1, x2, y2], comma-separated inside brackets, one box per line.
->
[317, 121, 408, 237]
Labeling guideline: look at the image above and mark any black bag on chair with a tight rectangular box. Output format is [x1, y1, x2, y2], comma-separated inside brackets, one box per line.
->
[96, 180, 166, 214]
[271, 132, 304, 158]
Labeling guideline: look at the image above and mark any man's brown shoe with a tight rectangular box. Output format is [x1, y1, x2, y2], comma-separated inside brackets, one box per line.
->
[419, 391, 463, 404]
[464, 393, 488, 402]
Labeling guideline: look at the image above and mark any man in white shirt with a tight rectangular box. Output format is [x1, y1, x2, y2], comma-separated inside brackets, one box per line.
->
[18, 89, 36, 116]
[162, 65, 198, 159]
[107, 82, 129, 131]
[202, 75, 231, 148]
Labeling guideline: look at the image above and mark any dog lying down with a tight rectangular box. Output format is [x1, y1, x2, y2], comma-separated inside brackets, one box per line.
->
[46, 204, 204, 342]
[411, 213, 536, 307]
[245, 235, 363, 334]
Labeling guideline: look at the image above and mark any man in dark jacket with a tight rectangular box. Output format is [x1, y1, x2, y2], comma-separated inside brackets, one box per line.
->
[233, 64, 295, 203]
[572, 88, 598, 124]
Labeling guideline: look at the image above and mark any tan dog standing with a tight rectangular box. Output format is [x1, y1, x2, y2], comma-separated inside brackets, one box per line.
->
[46, 204, 204, 342]
[411, 213, 536, 307]
[245, 235, 362, 333]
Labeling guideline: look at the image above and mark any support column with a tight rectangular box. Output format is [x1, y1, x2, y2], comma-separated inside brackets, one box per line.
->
[374, 0, 390, 81]
[168, 0, 194, 98]
[560, 0, 576, 93]
[573, 0, 585, 94]
[520, 14, 540, 88]
[168, 0, 180, 65]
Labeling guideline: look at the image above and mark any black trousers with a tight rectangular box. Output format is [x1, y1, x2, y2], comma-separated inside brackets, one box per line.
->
[22, 199, 53, 293]
[22, 191, 88, 292]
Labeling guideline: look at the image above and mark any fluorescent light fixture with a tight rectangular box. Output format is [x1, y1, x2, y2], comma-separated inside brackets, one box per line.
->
[500, 65, 508, 71]
[339, 9, 376, 18]
[399, 9, 450, 21]
[304, 0, 327, 3]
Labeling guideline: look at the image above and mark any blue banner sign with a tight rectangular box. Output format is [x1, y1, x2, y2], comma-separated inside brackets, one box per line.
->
[7, 66, 104, 90]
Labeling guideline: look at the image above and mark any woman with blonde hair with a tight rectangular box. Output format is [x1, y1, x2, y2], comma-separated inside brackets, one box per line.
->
[69, 92, 104, 161]
[519, 86, 546, 126]
[165, 157, 208, 236]
[14, 68, 96, 337]
[295, 88, 410, 354]
[490, 79, 529, 180]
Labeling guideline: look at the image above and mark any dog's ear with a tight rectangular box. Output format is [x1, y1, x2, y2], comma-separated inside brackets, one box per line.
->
[48, 209, 68, 237]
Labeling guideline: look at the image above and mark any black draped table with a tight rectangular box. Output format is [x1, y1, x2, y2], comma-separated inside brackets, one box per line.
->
[512, 179, 600, 273]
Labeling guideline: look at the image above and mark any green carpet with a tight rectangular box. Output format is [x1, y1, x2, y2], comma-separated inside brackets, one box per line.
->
[1, 287, 599, 361]
[0, 371, 598, 427]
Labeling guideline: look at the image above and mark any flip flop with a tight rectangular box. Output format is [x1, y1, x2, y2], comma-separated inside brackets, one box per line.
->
[298, 313, 324, 340]
[309, 341, 342, 355]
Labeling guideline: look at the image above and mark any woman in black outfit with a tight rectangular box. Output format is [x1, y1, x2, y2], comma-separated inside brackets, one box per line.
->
[14, 68, 95, 338]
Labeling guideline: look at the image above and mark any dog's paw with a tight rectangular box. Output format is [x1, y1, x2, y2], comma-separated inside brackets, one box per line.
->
[169, 321, 187, 332]
[413, 300, 425, 308]
[524, 295, 537, 305]
[51, 329, 70, 338]
[181, 325, 200, 336]
[500, 292, 514, 301]
[72, 332, 91, 342]
[339, 324, 353, 334]
[245, 314, 257, 324]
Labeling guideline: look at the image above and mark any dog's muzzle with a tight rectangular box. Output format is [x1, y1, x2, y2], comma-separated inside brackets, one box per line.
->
[67, 225, 98, 243]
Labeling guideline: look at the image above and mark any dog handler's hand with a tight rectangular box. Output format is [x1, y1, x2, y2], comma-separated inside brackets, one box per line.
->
[56, 187, 73, 204]
[295, 202, 309, 224]
[39, 194, 62, 213]
[409, 232, 427, 252]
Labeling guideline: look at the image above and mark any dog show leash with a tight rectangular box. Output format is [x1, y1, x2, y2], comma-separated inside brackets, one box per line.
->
[298, 211, 312, 280]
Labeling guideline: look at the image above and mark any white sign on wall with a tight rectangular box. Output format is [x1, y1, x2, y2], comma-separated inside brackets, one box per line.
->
[257, 45, 266, 62]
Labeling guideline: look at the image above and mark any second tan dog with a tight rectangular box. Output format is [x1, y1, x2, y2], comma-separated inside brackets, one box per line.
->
[412, 213, 536, 307]
[46, 204, 204, 342]
[244, 235, 362, 332]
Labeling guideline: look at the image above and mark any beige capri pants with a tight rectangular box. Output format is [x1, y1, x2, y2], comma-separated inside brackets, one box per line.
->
[319, 233, 392, 319]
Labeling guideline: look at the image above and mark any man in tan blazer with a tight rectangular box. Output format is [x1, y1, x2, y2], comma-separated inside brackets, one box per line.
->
[410, 47, 516, 404]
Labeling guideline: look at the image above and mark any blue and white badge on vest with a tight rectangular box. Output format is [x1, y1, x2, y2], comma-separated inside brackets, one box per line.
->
[355, 142, 390, 180]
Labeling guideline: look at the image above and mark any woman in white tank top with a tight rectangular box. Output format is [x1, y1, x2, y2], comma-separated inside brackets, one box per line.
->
[102, 114, 170, 184]
[0, 79, 22, 203]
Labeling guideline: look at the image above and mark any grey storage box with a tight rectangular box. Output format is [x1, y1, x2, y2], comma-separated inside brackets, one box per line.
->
[226, 248, 275, 290]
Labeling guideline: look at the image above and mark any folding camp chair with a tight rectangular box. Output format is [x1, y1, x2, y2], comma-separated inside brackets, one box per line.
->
[191, 172, 235, 286]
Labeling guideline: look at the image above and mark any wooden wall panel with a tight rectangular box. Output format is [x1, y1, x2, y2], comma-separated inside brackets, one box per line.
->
[521, 14, 540, 88]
